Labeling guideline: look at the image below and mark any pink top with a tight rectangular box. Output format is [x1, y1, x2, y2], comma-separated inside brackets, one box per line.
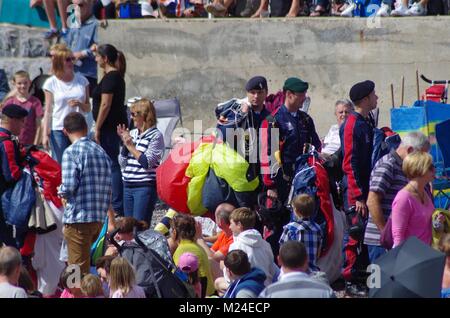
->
[391, 189, 434, 247]
[110, 285, 146, 298]
[60, 289, 75, 298]
[3, 96, 43, 145]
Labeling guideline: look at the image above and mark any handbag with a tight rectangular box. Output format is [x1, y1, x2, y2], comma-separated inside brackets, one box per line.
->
[345, 206, 365, 240]
[28, 188, 57, 234]
[380, 217, 393, 250]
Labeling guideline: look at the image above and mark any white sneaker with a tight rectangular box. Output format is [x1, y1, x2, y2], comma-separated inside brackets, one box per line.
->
[340, 3, 356, 17]
[391, 4, 408, 16]
[405, 2, 427, 15]
[376, 3, 391, 16]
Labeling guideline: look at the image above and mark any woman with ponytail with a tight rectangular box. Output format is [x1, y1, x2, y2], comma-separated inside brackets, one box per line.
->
[92, 43, 128, 216]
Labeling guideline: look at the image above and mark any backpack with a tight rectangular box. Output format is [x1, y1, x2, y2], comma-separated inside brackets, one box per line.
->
[371, 127, 401, 169]
[264, 90, 285, 114]
[291, 152, 335, 257]
[422, 84, 447, 103]
[29, 68, 50, 106]
[109, 229, 194, 298]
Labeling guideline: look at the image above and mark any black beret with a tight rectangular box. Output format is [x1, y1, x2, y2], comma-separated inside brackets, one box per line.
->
[283, 77, 309, 93]
[1, 104, 28, 119]
[245, 76, 268, 91]
[349, 80, 375, 103]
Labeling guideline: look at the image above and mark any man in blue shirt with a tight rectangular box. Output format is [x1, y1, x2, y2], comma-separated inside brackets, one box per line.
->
[59, 112, 111, 274]
[65, 0, 98, 94]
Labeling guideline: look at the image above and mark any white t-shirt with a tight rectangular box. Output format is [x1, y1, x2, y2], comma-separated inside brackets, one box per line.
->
[322, 124, 341, 155]
[0, 282, 28, 298]
[43, 73, 89, 130]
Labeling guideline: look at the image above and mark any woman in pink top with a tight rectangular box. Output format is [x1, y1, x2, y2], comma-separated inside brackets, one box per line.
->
[391, 151, 435, 247]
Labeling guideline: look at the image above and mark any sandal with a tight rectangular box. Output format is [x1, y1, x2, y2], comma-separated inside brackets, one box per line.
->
[310, 5, 327, 16]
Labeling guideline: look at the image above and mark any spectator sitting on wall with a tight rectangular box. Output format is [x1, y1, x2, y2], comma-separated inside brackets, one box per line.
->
[41, 0, 71, 39]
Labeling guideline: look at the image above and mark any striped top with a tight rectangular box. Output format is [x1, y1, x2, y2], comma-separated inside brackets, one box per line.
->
[118, 127, 164, 185]
[364, 150, 407, 246]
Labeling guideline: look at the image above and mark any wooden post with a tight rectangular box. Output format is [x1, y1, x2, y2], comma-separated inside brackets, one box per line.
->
[391, 83, 395, 108]
[416, 70, 420, 101]
[401, 76, 405, 106]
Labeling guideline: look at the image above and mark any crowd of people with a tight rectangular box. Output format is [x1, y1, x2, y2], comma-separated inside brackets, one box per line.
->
[0, 0, 449, 299]
[29, 0, 448, 39]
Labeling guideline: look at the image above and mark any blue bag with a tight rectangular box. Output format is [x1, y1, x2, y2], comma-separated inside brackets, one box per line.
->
[1, 171, 36, 229]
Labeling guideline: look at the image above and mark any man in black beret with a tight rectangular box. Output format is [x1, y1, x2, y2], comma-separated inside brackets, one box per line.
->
[0, 104, 28, 247]
[339, 80, 378, 296]
[261, 77, 321, 205]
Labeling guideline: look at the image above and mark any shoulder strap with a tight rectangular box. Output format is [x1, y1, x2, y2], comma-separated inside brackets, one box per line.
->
[0, 136, 11, 142]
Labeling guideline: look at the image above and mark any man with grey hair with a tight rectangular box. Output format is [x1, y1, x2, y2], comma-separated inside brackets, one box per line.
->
[0, 246, 27, 298]
[365, 131, 431, 263]
[322, 99, 354, 156]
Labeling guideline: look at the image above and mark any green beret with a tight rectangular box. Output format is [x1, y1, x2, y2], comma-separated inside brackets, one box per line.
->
[283, 77, 309, 93]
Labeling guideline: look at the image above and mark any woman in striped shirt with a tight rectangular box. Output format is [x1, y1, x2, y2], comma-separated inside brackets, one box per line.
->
[117, 98, 164, 224]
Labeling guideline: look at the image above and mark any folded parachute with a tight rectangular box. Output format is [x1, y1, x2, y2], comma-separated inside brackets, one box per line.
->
[157, 136, 259, 216]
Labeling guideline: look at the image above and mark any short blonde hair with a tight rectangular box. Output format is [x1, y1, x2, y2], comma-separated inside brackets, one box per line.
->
[130, 98, 157, 130]
[109, 257, 136, 296]
[81, 274, 104, 297]
[402, 151, 433, 179]
[230, 207, 256, 230]
[291, 194, 315, 218]
[50, 43, 73, 79]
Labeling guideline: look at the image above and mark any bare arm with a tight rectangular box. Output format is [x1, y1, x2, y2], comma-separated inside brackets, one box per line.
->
[94, 93, 113, 143]
[42, 90, 53, 150]
[367, 191, 386, 231]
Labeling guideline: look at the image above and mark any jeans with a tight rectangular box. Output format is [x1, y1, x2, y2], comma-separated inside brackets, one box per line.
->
[50, 130, 71, 164]
[123, 185, 158, 225]
[99, 131, 123, 215]
[367, 244, 386, 263]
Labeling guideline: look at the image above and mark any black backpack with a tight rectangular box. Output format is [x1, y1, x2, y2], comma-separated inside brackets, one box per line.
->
[109, 228, 195, 298]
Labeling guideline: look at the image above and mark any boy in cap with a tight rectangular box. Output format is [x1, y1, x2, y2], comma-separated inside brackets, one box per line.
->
[261, 77, 321, 204]
[339, 80, 378, 296]
[0, 104, 29, 247]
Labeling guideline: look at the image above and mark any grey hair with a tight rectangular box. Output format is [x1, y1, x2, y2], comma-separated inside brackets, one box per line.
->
[400, 131, 430, 151]
[335, 99, 354, 110]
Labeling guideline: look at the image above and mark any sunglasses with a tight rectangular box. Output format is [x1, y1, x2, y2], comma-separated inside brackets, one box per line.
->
[65, 57, 75, 62]
[130, 112, 141, 118]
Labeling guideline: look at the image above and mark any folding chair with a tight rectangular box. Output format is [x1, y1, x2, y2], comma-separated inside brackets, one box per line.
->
[433, 119, 450, 209]
[154, 98, 183, 160]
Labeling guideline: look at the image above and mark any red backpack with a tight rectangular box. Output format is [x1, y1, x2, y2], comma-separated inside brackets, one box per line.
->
[265, 90, 285, 113]
[422, 84, 446, 103]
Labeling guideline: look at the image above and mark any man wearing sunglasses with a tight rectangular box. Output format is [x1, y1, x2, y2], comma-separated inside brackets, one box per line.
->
[63, 0, 98, 95]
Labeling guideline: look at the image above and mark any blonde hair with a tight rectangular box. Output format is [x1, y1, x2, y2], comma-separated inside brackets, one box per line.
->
[230, 207, 256, 230]
[12, 70, 30, 82]
[130, 98, 157, 131]
[109, 257, 136, 296]
[50, 43, 73, 79]
[81, 274, 104, 298]
[402, 151, 434, 179]
[291, 194, 315, 218]
[439, 233, 450, 257]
